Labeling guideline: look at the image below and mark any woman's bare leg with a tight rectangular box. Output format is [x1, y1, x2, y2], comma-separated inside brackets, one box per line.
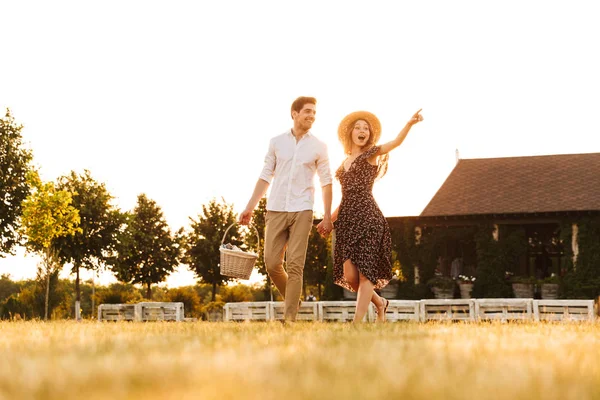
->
[343, 259, 386, 322]
[343, 260, 360, 291]
[354, 272, 375, 323]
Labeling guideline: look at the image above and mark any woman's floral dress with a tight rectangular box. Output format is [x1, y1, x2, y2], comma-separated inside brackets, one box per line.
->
[333, 145, 392, 291]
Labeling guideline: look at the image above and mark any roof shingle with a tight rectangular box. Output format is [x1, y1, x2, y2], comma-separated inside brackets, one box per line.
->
[420, 153, 600, 217]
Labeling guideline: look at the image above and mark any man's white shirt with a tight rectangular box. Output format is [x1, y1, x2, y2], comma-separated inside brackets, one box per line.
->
[259, 129, 332, 212]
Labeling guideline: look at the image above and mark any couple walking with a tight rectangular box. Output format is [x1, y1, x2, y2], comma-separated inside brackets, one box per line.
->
[239, 96, 423, 323]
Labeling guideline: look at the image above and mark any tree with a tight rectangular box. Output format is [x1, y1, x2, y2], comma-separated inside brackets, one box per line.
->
[243, 197, 272, 299]
[33, 269, 69, 319]
[110, 194, 180, 299]
[304, 225, 330, 299]
[20, 171, 81, 319]
[53, 170, 122, 320]
[0, 109, 33, 256]
[0, 274, 20, 303]
[183, 198, 241, 301]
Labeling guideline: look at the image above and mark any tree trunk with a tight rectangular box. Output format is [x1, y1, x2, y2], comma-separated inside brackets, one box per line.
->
[317, 283, 322, 299]
[146, 283, 152, 299]
[91, 272, 95, 319]
[45, 271, 50, 321]
[212, 282, 217, 301]
[268, 276, 273, 301]
[75, 263, 81, 321]
[44, 248, 50, 321]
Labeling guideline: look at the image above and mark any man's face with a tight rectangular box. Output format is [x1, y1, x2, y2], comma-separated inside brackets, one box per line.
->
[292, 103, 316, 130]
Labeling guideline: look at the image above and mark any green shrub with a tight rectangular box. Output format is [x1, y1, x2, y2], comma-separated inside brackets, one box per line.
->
[426, 276, 455, 290]
[541, 275, 560, 284]
[219, 284, 254, 303]
[95, 283, 143, 305]
[510, 276, 537, 284]
[396, 283, 432, 300]
[167, 287, 201, 318]
[0, 294, 26, 319]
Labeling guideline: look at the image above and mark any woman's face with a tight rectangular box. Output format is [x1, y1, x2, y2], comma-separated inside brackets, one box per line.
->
[351, 119, 370, 148]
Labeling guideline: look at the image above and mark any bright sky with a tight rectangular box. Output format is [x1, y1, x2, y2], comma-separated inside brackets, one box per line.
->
[1, 1, 599, 287]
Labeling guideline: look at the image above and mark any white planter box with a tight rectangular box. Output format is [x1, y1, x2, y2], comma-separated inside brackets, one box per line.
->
[533, 299, 595, 322]
[475, 298, 533, 322]
[317, 301, 374, 322]
[384, 300, 420, 322]
[224, 302, 271, 321]
[419, 299, 475, 322]
[270, 301, 319, 321]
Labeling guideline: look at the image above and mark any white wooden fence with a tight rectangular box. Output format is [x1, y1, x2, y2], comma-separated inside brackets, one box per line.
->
[420, 299, 475, 322]
[270, 301, 319, 321]
[533, 300, 595, 322]
[475, 299, 533, 322]
[98, 302, 185, 322]
[96, 299, 597, 323]
[223, 301, 271, 322]
[223, 299, 597, 322]
[318, 301, 375, 322]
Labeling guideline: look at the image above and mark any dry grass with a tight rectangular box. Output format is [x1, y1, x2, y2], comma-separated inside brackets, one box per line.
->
[1, 320, 600, 400]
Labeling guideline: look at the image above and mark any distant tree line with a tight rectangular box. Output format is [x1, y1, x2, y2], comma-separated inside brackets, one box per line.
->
[1, 109, 337, 320]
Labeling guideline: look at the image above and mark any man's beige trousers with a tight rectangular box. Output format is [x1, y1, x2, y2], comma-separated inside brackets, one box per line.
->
[264, 210, 313, 321]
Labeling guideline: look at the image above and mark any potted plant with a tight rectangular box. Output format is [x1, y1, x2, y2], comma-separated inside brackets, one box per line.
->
[511, 276, 536, 298]
[457, 275, 476, 299]
[540, 274, 560, 299]
[427, 276, 455, 299]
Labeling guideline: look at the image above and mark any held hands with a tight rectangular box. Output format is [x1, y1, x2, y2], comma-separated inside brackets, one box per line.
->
[408, 109, 424, 126]
[317, 217, 333, 237]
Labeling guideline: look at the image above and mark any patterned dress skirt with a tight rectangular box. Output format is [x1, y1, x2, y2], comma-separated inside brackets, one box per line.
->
[333, 145, 392, 291]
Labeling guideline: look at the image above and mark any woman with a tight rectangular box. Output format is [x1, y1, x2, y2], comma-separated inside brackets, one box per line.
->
[317, 109, 423, 323]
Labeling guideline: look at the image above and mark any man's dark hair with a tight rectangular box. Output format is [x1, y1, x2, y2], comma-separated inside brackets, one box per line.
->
[290, 96, 317, 119]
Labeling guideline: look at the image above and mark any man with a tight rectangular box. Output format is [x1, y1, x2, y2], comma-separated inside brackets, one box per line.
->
[239, 96, 333, 321]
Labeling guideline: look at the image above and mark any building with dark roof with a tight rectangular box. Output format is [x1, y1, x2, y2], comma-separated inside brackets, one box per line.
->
[421, 152, 600, 217]
[387, 152, 600, 286]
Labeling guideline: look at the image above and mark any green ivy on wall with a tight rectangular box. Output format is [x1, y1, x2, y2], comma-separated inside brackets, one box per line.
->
[560, 216, 600, 299]
[390, 216, 600, 300]
[391, 221, 478, 299]
[471, 225, 526, 298]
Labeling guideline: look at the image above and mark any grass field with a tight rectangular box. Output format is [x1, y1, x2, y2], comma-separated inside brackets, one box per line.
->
[1, 320, 600, 400]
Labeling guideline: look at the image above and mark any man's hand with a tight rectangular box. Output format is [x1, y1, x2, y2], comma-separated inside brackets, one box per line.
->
[317, 216, 333, 237]
[239, 208, 253, 225]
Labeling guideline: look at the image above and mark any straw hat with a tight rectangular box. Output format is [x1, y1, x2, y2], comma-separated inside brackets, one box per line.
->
[337, 111, 382, 146]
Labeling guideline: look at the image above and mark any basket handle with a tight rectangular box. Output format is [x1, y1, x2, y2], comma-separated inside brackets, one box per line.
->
[220, 222, 261, 251]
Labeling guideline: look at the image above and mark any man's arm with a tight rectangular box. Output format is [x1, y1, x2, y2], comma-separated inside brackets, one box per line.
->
[239, 179, 269, 225]
[239, 139, 275, 225]
[317, 184, 333, 236]
[322, 184, 332, 219]
[315, 142, 333, 236]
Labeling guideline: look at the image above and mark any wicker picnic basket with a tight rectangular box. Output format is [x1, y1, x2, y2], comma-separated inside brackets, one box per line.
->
[219, 223, 260, 280]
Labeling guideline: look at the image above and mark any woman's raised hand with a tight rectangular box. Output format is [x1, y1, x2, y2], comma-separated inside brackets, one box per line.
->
[408, 109, 424, 126]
